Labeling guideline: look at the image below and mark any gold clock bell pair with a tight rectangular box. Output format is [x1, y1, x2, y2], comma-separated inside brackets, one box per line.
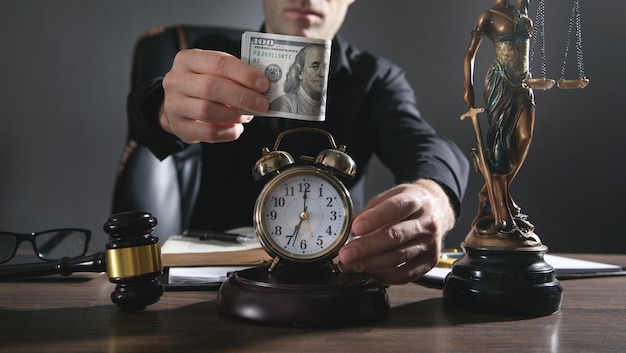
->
[217, 127, 389, 326]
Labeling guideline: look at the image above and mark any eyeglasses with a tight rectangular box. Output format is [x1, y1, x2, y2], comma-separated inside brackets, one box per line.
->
[0, 228, 91, 264]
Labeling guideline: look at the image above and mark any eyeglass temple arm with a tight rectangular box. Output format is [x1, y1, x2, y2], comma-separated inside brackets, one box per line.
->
[0, 253, 106, 282]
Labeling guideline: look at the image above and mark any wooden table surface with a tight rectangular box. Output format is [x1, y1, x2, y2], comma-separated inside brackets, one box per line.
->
[0, 254, 624, 353]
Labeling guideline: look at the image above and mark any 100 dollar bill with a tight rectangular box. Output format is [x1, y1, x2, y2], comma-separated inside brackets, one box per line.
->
[241, 31, 331, 121]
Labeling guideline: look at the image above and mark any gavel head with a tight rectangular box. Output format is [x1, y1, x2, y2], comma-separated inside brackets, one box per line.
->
[103, 211, 163, 311]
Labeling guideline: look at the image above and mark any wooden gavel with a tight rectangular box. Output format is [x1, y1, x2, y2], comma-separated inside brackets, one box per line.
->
[0, 211, 164, 311]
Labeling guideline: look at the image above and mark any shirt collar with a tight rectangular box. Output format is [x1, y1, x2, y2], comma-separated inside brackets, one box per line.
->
[330, 34, 351, 76]
[258, 23, 351, 76]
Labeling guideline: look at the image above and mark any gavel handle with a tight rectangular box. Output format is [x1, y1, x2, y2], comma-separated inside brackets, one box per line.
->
[0, 253, 107, 281]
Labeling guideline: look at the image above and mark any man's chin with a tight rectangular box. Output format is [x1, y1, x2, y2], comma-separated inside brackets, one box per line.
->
[289, 21, 327, 39]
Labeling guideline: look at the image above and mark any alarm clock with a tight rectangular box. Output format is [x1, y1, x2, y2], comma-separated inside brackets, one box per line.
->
[216, 128, 388, 326]
[252, 127, 356, 271]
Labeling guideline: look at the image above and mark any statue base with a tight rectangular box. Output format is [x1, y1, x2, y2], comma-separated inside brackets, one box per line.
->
[217, 265, 389, 326]
[443, 243, 563, 316]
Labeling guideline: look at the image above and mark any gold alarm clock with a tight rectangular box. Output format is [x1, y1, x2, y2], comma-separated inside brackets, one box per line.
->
[217, 128, 389, 326]
[252, 127, 356, 271]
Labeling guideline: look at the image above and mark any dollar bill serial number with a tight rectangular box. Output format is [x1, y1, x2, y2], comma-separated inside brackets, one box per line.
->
[252, 50, 293, 61]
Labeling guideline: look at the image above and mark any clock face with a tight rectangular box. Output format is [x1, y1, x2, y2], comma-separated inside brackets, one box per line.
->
[254, 166, 353, 262]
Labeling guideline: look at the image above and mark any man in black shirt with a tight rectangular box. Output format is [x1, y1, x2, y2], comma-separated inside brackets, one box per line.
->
[127, 0, 469, 285]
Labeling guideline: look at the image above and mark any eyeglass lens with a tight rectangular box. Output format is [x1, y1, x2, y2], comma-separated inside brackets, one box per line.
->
[35, 230, 88, 260]
[0, 230, 89, 263]
[0, 235, 17, 262]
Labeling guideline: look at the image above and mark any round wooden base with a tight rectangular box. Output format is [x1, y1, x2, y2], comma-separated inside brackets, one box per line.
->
[443, 244, 563, 317]
[217, 265, 389, 326]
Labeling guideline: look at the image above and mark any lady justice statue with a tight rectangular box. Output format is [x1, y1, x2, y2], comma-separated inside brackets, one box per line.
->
[444, 0, 564, 316]
[462, 0, 542, 248]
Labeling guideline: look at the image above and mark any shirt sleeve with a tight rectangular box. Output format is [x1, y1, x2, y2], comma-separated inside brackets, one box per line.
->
[125, 26, 245, 161]
[365, 59, 470, 217]
[125, 27, 189, 161]
[127, 77, 188, 160]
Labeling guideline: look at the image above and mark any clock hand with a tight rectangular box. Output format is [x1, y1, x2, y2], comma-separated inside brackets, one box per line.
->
[301, 187, 313, 237]
[291, 218, 303, 246]
[299, 209, 314, 238]
[302, 188, 308, 213]
[304, 216, 314, 238]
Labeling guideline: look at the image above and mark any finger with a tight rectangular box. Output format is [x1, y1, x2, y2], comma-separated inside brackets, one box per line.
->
[163, 96, 251, 143]
[164, 70, 269, 117]
[170, 118, 245, 144]
[164, 91, 253, 126]
[367, 250, 440, 285]
[178, 49, 269, 92]
[338, 232, 440, 285]
[352, 187, 425, 236]
[190, 74, 270, 115]
[339, 219, 431, 268]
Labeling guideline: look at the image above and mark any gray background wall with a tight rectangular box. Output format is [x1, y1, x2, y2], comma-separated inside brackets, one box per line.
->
[1, 1, 624, 254]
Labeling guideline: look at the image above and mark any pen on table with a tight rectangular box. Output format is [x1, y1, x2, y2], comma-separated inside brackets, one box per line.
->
[182, 229, 256, 244]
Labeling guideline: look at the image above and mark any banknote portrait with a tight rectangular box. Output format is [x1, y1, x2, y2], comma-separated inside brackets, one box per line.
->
[241, 32, 331, 121]
[268, 44, 328, 117]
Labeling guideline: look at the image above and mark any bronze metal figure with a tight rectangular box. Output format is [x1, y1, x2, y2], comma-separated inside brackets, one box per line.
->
[444, 0, 563, 317]
[462, 0, 542, 249]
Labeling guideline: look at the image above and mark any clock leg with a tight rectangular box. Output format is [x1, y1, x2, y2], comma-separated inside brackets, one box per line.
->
[268, 257, 281, 272]
[327, 260, 339, 273]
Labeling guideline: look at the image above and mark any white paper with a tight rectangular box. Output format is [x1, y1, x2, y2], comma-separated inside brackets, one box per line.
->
[167, 266, 254, 284]
[422, 254, 623, 283]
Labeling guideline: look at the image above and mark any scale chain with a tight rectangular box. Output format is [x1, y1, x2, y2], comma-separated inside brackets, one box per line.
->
[530, 0, 548, 80]
[560, 0, 586, 80]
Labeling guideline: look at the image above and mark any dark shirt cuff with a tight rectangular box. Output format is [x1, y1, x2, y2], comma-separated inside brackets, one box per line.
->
[403, 160, 464, 221]
[428, 178, 462, 221]
[127, 77, 188, 160]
